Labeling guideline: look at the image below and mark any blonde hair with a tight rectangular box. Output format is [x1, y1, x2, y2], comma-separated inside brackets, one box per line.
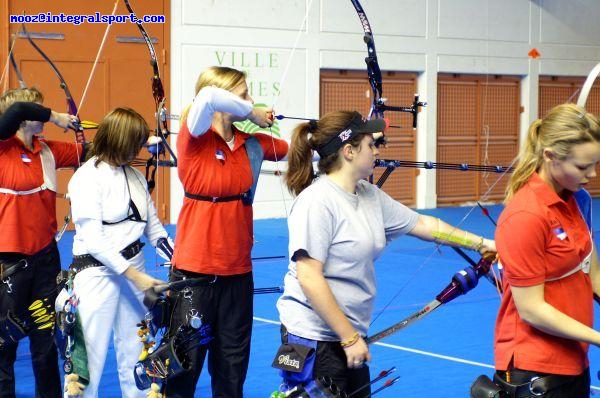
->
[0, 87, 43, 114]
[505, 103, 600, 202]
[91, 108, 149, 167]
[180, 66, 247, 121]
[286, 110, 364, 196]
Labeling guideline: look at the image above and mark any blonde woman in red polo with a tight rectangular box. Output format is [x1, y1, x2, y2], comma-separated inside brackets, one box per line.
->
[494, 103, 600, 397]
[166, 66, 288, 398]
[0, 87, 80, 398]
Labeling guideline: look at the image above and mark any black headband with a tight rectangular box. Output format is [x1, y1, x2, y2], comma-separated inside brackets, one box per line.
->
[315, 112, 386, 158]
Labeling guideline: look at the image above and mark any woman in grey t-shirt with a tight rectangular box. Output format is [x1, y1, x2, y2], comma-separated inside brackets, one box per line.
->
[275, 110, 496, 397]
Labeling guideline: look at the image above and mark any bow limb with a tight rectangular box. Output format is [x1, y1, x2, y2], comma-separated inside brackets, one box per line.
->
[349, 0, 426, 127]
[20, 22, 86, 150]
[20, 9, 117, 241]
[123, 0, 177, 163]
[576, 61, 600, 108]
[366, 252, 497, 344]
[349, 0, 382, 120]
[21, 23, 78, 118]
[123, 0, 177, 198]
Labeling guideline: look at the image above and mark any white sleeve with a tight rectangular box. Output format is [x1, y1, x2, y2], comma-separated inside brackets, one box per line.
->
[68, 171, 131, 274]
[187, 86, 254, 137]
[75, 218, 131, 274]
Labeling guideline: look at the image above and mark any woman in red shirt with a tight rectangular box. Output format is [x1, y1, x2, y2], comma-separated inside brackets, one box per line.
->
[165, 66, 288, 398]
[494, 103, 600, 397]
[0, 87, 80, 398]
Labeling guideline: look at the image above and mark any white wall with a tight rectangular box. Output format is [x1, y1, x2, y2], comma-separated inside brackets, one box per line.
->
[169, 0, 600, 220]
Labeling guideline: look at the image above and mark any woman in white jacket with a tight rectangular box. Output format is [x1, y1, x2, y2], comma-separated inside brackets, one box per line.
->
[67, 107, 173, 397]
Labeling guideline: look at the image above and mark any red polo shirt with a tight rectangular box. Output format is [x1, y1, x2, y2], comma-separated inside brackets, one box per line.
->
[173, 123, 288, 275]
[494, 173, 592, 375]
[0, 135, 82, 255]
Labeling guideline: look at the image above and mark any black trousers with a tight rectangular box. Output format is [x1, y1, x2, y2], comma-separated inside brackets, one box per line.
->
[164, 268, 254, 398]
[0, 242, 61, 398]
[495, 367, 590, 398]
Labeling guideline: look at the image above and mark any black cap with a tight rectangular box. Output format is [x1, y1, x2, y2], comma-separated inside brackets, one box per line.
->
[315, 112, 387, 157]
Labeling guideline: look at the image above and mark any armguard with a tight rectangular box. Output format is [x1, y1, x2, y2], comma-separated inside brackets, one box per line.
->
[156, 237, 173, 262]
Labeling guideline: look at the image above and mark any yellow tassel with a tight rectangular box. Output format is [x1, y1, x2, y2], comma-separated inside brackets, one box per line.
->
[34, 314, 53, 324]
[30, 308, 47, 317]
[37, 321, 54, 330]
[28, 300, 43, 311]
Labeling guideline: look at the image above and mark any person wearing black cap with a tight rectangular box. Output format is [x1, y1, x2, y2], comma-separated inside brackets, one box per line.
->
[274, 110, 496, 397]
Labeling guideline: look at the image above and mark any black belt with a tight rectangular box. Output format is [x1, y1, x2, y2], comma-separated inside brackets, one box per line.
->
[493, 371, 576, 397]
[184, 190, 250, 203]
[0, 259, 28, 281]
[70, 239, 145, 274]
[170, 268, 252, 285]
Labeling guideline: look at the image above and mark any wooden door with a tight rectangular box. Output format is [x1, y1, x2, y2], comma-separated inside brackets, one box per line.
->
[437, 74, 520, 205]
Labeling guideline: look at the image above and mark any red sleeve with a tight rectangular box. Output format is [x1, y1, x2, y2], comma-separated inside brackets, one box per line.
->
[253, 133, 288, 161]
[44, 140, 84, 168]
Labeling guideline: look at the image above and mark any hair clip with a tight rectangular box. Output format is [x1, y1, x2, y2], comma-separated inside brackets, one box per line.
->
[308, 119, 317, 133]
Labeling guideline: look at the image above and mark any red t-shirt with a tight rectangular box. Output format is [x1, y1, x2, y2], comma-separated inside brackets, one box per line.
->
[173, 123, 288, 275]
[0, 135, 82, 254]
[494, 173, 593, 375]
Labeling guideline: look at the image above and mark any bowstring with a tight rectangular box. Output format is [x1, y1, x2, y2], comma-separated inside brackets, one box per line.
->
[58, 1, 119, 242]
[77, 1, 119, 122]
[267, 0, 316, 219]
[368, 0, 506, 328]
[0, 35, 19, 92]
[480, 27, 491, 197]
[76, 0, 119, 168]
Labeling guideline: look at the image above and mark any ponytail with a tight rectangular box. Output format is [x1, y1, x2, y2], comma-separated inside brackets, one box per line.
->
[505, 119, 543, 201]
[286, 123, 316, 196]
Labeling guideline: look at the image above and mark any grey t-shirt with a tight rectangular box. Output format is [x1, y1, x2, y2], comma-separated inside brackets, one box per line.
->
[277, 175, 419, 341]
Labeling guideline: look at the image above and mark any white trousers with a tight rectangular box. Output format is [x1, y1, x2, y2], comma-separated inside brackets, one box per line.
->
[69, 252, 148, 398]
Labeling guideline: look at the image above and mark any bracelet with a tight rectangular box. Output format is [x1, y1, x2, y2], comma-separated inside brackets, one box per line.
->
[340, 332, 360, 348]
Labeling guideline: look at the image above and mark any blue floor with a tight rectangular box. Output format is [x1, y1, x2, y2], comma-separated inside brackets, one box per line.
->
[12, 201, 600, 397]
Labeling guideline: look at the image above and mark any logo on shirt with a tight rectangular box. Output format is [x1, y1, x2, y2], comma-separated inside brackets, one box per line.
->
[553, 226, 567, 240]
[20, 153, 31, 163]
[215, 149, 226, 161]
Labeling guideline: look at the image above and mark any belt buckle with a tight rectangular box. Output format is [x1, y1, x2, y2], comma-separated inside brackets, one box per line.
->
[528, 376, 544, 396]
[211, 196, 218, 203]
